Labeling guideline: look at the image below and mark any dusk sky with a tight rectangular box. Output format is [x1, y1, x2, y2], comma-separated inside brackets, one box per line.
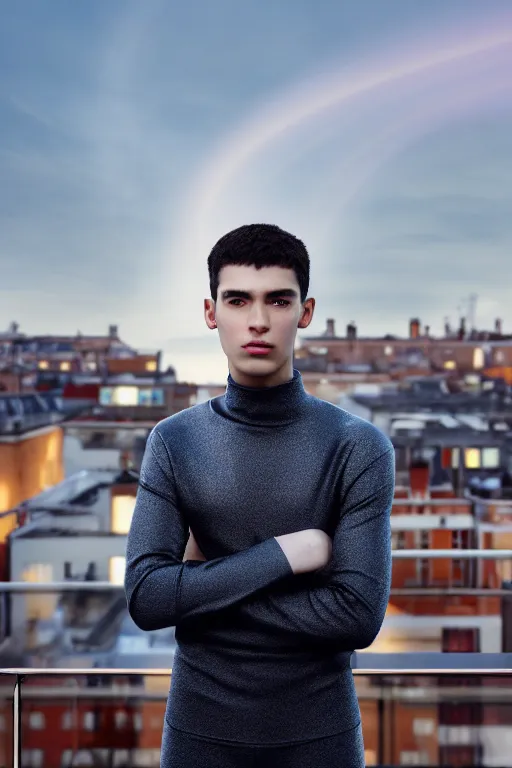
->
[1, 1, 512, 383]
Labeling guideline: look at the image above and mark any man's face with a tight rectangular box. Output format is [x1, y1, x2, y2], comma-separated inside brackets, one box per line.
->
[205, 264, 314, 387]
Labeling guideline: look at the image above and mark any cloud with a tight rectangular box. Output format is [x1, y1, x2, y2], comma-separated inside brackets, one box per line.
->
[1, 2, 512, 382]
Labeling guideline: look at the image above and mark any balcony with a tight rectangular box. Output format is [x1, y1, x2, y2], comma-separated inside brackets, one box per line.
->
[1, 549, 512, 765]
[1, 662, 512, 766]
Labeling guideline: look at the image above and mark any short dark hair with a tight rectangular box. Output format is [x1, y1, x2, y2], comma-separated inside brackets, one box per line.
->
[208, 224, 310, 303]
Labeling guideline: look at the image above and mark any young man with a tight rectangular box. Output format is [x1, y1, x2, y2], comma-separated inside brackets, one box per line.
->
[124, 224, 395, 767]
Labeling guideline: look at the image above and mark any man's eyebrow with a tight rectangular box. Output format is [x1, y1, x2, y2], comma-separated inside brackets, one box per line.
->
[220, 289, 299, 300]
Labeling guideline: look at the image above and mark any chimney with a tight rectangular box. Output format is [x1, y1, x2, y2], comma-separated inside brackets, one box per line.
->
[326, 318, 336, 337]
[444, 318, 451, 337]
[495, 318, 503, 335]
[346, 322, 357, 340]
[424, 325, 430, 338]
[409, 318, 420, 339]
[109, 324, 119, 339]
[458, 317, 466, 340]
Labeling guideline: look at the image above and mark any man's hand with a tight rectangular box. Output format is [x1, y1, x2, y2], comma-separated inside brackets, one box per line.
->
[183, 529, 207, 562]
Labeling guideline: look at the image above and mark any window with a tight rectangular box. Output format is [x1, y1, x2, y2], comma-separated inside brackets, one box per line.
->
[111, 495, 135, 533]
[29, 712, 45, 729]
[62, 710, 75, 729]
[451, 448, 460, 469]
[413, 717, 435, 736]
[21, 751, 43, 768]
[400, 751, 429, 765]
[384, 345, 393, 356]
[38, 360, 49, 369]
[112, 386, 138, 406]
[442, 628, 480, 652]
[482, 447, 500, 468]
[309, 346, 328, 355]
[131, 750, 161, 766]
[83, 711, 97, 730]
[444, 360, 456, 370]
[60, 361, 71, 371]
[464, 448, 480, 469]
[109, 556, 126, 585]
[115, 710, 129, 729]
[138, 388, 164, 406]
[473, 348, 485, 369]
[145, 360, 157, 372]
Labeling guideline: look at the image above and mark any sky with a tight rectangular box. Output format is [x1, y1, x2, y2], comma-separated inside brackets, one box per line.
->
[1, 1, 512, 384]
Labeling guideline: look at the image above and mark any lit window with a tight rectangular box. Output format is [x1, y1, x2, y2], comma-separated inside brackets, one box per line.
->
[473, 348, 485, 369]
[444, 360, 456, 370]
[464, 448, 481, 469]
[384, 345, 393, 356]
[495, 350, 505, 363]
[112, 386, 138, 406]
[111, 495, 135, 533]
[482, 447, 500, 468]
[145, 360, 157, 372]
[109, 556, 126, 585]
[60, 361, 71, 371]
[38, 361, 49, 370]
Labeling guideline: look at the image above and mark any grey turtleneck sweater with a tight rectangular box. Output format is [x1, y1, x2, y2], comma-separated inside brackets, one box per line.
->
[124, 369, 395, 745]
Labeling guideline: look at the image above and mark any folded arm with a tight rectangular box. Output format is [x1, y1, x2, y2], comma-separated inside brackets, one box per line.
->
[222, 446, 395, 651]
[124, 427, 294, 631]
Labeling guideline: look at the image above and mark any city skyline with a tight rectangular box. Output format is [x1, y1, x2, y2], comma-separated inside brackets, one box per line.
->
[1, 0, 512, 383]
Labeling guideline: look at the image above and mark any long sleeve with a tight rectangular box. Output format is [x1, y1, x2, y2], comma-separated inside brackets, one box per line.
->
[124, 427, 293, 631]
[232, 447, 395, 651]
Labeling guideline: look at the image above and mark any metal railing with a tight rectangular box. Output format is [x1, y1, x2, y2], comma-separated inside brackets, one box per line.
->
[1, 661, 512, 767]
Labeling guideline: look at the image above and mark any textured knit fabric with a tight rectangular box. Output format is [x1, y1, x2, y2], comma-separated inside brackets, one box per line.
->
[161, 722, 365, 767]
[124, 368, 395, 746]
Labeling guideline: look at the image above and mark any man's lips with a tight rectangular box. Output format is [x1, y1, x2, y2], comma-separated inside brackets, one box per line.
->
[243, 342, 274, 355]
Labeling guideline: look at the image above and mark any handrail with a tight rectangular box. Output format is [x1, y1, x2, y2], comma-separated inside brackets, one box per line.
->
[2, 581, 512, 594]
[392, 498, 470, 507]
[1, 662, 511, 767]
[0, 651, 512, 678]
[391, 549, 512, 558]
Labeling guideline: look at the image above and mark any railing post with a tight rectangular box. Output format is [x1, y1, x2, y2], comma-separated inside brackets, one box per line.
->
[377, 676, 385, 766]
[13, 674, 24, 768]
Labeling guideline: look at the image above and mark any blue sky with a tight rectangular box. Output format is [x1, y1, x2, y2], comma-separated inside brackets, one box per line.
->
[1, 0, 512, 383]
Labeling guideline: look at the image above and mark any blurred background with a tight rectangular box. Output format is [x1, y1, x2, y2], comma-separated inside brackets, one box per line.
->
[1, 1, 512, 765]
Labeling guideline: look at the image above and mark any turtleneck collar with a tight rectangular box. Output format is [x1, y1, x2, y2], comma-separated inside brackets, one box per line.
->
[216, 368, 309, 427]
